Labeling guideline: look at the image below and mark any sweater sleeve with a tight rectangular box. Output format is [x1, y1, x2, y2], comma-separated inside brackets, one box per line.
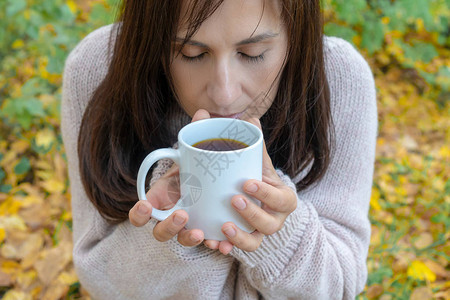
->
[229, 37, 378, 299]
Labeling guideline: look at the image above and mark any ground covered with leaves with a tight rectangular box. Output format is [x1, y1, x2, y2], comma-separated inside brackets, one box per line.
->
[0, 0, 448, 299]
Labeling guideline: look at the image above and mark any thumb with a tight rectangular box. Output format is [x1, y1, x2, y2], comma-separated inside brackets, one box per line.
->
[246, 118, 278, 179]
[191, 109, 211, 123]
[246, 117, 262, 131]
[129, 200, 153, 227]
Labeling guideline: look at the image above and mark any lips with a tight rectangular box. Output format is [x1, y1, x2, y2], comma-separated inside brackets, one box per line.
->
[210, 111, 245, 119]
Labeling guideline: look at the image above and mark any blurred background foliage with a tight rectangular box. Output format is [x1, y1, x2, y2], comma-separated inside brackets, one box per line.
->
[0, 0, 448, 299]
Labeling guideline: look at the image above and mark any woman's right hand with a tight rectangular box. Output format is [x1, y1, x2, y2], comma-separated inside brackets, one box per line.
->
[128, 109, 211, 247]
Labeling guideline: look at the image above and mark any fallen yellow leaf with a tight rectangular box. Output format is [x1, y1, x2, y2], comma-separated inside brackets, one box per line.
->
[40, 178, 65, 194]
[23, 9, 30, 20]
[415, 18, 425, 32]
[0, 196, 22, 215]
[16, 270, 38, 291]
[21, 194, 43, 209]
[1, 260, 21, 274]
[0, 216, 27, 232]
[2, 290, 32, 300]
[66, 0, 78, 14]
[0, 270, 12, 286]
[34, 241, 72, 286]
[366, 284, 383, 299]
[35, 128, 55, 149]
[413, 232, 434, 250]
[41, 281, 69, 300]
[370, 188, 382, 211]
[19, 203, 51, 230]
[423, 259, 449, 279]
[61, 210, 72, 221]
[57, 270, 79, 285]
[407, 260, 437, 282]
[0, 227, 5, 243]
[16, 232, 44, 260]
[10, 140, 30, 153]
[392, 255, 409, 273]
[379, 294, 392, 300]
[12, 40, 25, 49]
[410, 286, 433, 300]
[433, 290, 450, 300]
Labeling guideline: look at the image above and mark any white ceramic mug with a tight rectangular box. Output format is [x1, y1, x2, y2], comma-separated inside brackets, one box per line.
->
[137, 118, 263, 240]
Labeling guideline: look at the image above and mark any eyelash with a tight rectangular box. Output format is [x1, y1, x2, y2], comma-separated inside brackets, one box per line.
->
[239, 52, 265, 63]
[181, 53, 206, 62]
[180, 52, 265, 63]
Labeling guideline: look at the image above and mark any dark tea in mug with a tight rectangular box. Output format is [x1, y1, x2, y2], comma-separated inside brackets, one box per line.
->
[192, 138, 248, 151]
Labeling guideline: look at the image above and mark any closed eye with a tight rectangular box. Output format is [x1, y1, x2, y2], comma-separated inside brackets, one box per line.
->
[238, 52, 266, 63]
[180, 52, 206, 62]
[179, 51, 267, 64]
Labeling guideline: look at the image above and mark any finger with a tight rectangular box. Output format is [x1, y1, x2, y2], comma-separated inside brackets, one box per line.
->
[204, 240, 220, 250]
[218, 240, 234, 255]
[222, 222, 264, 252]
[231, 195, 282, 235]
[129, 200, 153, 227]
[244, 180, 297, 214]
[246, 118, 279, 181]
[177, 228, 204, 247]
[161, 163, 179, 178]
[261, 143, 282, 184]
[191, 109, 211, 122]
[153, 210, 188, 242]
[246, 117, 262, 131]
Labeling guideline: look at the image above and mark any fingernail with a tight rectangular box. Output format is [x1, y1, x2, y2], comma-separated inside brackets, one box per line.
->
[233, 197, 247, 210]
[246, 183, 258, 193]
[224, 226, 236, 237]
[173, 214, 186, 226]
[137, 202, 150, 215]
[190, 234, 201, 243]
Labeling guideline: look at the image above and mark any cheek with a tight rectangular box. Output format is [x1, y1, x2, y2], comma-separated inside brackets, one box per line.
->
[171, 63, 199, 97]
[244, 58, 285, 116]
[247, 58, 284, 97]
[169, 63, 205, 115]
[170, 63, 188, 93]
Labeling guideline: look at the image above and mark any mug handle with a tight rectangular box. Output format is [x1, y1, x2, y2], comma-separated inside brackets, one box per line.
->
[136, 148, 181, 221]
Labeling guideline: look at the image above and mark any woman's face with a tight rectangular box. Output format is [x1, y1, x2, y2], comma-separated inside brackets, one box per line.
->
[170, 0, 288, 120]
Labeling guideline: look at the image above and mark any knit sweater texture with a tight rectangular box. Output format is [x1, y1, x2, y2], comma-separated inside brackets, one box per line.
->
[61, 24, 377, 300]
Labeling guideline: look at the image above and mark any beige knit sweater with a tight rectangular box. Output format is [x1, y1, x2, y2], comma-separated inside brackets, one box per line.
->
[61, 24, 377, 300]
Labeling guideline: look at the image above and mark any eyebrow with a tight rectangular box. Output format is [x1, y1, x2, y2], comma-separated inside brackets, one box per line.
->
[175, 32, 279, 48]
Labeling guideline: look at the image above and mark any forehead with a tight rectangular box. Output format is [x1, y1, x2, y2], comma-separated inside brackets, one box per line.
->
[178, 0, 284, 39]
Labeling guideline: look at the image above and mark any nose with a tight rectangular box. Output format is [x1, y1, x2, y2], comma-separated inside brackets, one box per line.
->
[206, 59, 242, 107]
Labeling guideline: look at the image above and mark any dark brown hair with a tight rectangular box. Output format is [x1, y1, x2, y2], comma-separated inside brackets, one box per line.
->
[78, 0, 331, 223]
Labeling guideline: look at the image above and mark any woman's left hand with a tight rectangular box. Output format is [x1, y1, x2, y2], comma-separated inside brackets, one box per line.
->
[204, 118, 298, 255]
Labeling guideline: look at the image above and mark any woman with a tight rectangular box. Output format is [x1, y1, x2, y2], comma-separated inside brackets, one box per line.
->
[61, 0, 377, 299]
